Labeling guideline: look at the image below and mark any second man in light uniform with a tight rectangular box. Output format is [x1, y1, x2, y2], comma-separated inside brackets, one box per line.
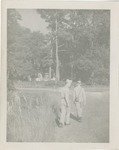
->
[73, 80, 86, 122]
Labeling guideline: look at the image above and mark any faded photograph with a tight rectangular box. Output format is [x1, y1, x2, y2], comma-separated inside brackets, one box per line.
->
[7, 9, 110, 142]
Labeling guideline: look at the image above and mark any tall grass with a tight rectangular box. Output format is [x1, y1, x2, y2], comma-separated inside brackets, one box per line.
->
[7, 87, 109, 142]
[7, 90, 60, 142]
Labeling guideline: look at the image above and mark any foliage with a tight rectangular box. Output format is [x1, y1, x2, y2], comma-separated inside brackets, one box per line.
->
[37, 9, 110, 84]
[15, 80, 65, 89]
[8, 9, 110, 85]
[7, 9, 52, 82]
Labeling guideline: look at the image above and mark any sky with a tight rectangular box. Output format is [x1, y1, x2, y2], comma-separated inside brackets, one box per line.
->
[17, 9, 48, 34]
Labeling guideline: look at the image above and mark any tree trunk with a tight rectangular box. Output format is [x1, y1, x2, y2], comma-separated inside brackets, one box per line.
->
[49, 66, 51, 80]
[55, 19, 60, 81]
[70, 54, 74, 80]
[49, 47, 52, 80]
[71, 64, 74, 80]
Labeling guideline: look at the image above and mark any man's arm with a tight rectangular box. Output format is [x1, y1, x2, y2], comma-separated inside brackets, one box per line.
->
[65, 92, 70, 107]
[61, 88, 64, 99]
[73, 90, 76, 103]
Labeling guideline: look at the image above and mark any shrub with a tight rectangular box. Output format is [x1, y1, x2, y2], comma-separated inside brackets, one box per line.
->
[14, 80, 66, 89]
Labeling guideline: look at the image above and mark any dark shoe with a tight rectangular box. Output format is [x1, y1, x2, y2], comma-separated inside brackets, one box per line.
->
[65, 123, 70, 126]
[78, 117, 82, 122]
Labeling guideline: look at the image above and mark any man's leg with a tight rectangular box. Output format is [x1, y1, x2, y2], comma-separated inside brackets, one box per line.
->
[59, 104, 66, 126]
[75, 102, 83, 119]
[65, 106, 70, 125]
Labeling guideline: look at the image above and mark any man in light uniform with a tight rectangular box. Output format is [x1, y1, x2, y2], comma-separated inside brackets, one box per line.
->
[59, 79, 72, 127]
[73, 80, 86, 122]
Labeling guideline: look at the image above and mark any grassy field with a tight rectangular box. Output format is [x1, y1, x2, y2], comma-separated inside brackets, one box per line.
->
[7, 90, 60, 142]
[7, 87, 109, 142]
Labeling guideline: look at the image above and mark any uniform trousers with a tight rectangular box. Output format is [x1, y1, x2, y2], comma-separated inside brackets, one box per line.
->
[75, 101, 83, 118]
[60, 100, 70, 125]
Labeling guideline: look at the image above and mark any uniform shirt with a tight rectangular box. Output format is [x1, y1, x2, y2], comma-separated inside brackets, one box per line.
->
[73, 85, 86, 103]
[61, 86, 70, 106]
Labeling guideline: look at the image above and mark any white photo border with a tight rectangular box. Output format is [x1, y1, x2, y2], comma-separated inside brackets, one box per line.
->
[1, 1, 119, 150]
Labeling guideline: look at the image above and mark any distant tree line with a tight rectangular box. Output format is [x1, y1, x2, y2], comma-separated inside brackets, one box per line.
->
[7, 9, 110, 85]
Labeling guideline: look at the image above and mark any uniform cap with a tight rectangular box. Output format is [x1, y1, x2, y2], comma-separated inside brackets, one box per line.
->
[77, 80, 81, 84]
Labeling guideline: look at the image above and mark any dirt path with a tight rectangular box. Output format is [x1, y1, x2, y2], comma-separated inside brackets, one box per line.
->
[54, 92, 109, 143]
[54, 107, 98, 142]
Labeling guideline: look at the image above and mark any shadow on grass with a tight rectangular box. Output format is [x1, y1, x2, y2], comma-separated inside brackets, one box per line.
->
[55, 118, 60, 127]
[70, 113, 79, 122]
[52, 107, 60, 127]
[55, 113, 79, 127]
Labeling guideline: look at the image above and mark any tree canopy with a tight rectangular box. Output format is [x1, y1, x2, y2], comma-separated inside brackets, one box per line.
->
[7, 9, 52, 81]
[7, 9, 110, 85]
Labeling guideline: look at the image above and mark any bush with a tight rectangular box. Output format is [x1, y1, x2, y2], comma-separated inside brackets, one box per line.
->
[14, 80, 66, 89]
